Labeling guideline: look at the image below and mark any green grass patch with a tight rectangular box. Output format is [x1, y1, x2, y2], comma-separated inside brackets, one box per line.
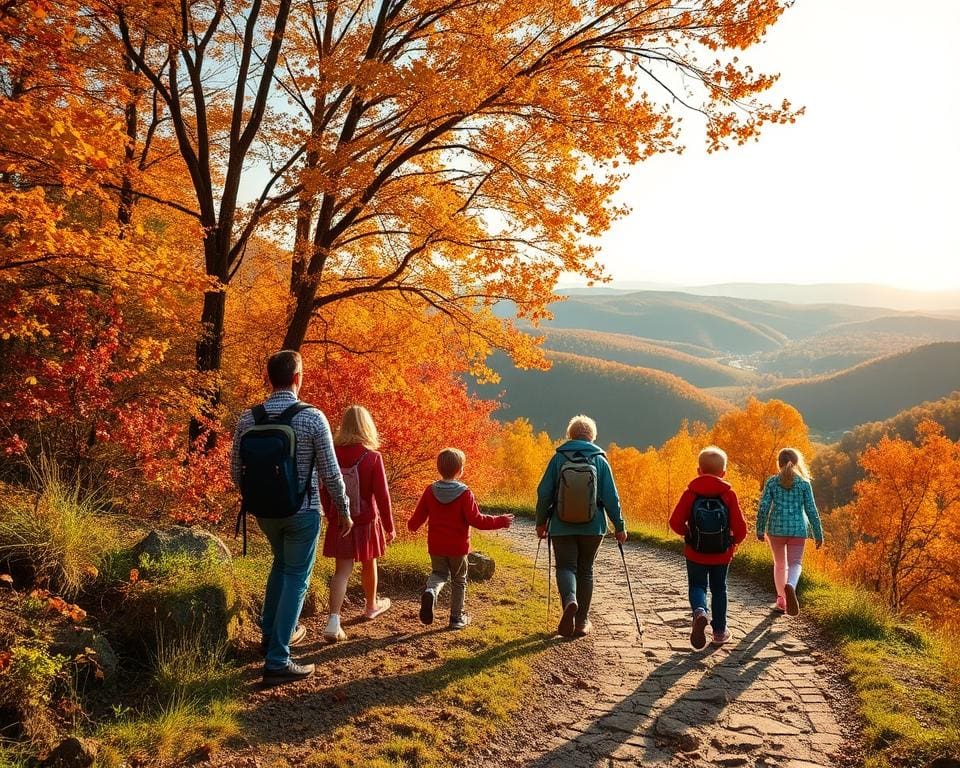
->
[479, 501, 537, 519]
[0, 459, 115, 598]
[94, 696, 239, 767]
[624, 519, 960, 767]
[305, 531, 550, 768]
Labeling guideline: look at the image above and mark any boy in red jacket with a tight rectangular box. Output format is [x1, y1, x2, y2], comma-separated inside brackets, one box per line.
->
[669, 446, 747, 649]
[408, 448, 513, 629]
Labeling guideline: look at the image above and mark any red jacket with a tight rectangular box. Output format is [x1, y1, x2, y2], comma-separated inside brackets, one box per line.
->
[669, 474, 747, 565]
[319, 444, 395, 534]
[407, 482, 511, 557]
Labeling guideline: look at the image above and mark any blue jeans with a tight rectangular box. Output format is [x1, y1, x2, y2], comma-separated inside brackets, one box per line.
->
[552, 535, 603, 624]
[686, 559, 728, 632]
[257, 510, 321, 669]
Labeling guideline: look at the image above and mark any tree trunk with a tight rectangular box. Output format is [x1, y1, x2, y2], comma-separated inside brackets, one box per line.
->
[189, 288, 227, 449]
[282, 286, 314, 351]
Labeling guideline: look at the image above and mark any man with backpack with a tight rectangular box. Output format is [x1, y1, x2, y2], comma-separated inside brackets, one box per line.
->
[231, 350, 351, 685]
[668, 446, 747, 650]
[535, 415, 627, 638]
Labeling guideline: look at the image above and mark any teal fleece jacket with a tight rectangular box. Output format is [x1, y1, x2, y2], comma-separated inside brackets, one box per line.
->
[535, 440, 625, 537]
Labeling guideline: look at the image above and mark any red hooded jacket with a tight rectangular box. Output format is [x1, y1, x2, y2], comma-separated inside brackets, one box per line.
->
[407, 481, 511, 557]
[669, 474, 747, 565]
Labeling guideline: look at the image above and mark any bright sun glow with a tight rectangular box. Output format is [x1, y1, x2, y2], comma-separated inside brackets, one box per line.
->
[594, 0, 960, 292]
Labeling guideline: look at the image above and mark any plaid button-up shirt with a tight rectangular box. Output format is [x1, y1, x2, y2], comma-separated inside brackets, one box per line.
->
[756, 475, 823, 541]
[230, 389, 349, 517]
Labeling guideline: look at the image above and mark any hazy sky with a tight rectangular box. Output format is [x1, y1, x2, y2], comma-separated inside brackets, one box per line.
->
[594, 1, 960, 290]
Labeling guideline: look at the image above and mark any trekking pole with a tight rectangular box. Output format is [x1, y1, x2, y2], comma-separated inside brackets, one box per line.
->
[531, 535, 543, 592]
[546, 517, 552, 623]
[617, 539, 643, 639]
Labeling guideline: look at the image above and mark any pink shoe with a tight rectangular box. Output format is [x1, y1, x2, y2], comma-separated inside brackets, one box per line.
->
[784, 584, 800, 616]
[712, 630, 731, 645]
[363, 597, 391, 620]
[775, 596, 786, 613]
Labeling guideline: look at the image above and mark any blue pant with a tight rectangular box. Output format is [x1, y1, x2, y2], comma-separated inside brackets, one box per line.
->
[257, 510, 320, 669]
[552, 535, 603, 624]
[686, 559, 729, 633]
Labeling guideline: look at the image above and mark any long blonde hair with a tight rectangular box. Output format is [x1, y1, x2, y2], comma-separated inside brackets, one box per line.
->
[777, 447, 810, 488]
[334, 405, 380, 449]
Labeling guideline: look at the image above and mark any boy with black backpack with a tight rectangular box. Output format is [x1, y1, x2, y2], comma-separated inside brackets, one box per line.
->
[669, 446, 747, 649]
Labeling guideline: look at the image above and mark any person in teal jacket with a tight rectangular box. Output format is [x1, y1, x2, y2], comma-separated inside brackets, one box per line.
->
[536, 414, 627, 637]
[756, 447, 824, 617]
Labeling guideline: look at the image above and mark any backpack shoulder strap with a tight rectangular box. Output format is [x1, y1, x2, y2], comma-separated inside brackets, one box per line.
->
[275, 401, 314, 424]
[347, 449, 369, 469]
[251, 404, 269, 425]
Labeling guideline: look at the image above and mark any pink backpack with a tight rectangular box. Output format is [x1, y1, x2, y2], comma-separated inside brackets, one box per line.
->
[340, 450, 368, 521]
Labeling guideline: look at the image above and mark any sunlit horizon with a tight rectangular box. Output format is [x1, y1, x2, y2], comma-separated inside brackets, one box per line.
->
[593, 0, 960, 295]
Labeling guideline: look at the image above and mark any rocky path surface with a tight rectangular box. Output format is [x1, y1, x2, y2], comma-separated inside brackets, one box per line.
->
[485, 521, 857, 768]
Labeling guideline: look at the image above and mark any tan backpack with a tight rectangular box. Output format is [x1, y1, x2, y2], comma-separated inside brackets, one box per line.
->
[555, 450, 600, 524]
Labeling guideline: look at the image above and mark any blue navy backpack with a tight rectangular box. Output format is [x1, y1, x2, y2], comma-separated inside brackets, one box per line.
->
[686, 495, 732, 554]
[235, 402, 314, 553]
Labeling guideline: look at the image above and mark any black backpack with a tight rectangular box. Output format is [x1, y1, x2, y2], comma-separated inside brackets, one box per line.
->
[235, 401, 315, 554]
[686, 495, 732, 554]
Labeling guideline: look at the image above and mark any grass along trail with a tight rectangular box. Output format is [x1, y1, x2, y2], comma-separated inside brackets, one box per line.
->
[211, 521, 859, 768]
[482, 519, 860, 768]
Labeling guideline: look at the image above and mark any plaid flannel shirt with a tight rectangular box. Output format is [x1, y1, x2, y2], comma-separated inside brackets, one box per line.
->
[230, 390, 349, 517]
[756, 475, 823, 541]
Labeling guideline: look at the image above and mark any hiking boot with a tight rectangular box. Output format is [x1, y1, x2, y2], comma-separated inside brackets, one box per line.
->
[262, 661, 315, 686]
[774, 595, 787, 613]
[419, 590, 435, 625]
[558, 600, 578, 637]
[260, 623, 307, 655]
[690, 608, 709, 650]
[574, 620, 593, 637]
[784, 584, 800, 616]
[449, 614, 472, 630]
[711, 629, 731, 646]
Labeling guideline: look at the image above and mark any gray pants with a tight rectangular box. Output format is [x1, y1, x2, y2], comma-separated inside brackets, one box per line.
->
[552, 534, 603, 625]
[426, 555, 468, 619]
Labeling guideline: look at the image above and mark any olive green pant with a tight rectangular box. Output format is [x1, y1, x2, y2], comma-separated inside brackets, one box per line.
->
[425, 555, 468, 619]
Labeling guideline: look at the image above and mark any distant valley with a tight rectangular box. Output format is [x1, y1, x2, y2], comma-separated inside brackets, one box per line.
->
[483, 286, 960, 445]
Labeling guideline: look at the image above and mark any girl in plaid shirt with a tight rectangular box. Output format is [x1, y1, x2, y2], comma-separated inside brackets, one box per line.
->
[756, 448, 824, 617]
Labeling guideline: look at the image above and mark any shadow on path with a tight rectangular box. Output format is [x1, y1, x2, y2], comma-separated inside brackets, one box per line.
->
[522, 613, 781, 767]
[242, 630, 552, 745]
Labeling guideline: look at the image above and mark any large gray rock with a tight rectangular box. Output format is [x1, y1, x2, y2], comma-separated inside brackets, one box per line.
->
[132, 526, 231, 574]
[110, 527, 239, 657]
[467, 552, 495, 581]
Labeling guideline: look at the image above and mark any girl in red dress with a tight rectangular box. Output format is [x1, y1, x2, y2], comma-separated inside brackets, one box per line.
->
[320, 405, 396, 642]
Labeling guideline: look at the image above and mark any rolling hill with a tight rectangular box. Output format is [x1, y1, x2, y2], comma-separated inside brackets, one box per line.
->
[681, 282, 960, 312]
[543, 291, 894, 353]
[540, 328, 757, 387]
[810, 391, 960, 510]
[759, 342, 960, 433]
[475, 350, 731, 446]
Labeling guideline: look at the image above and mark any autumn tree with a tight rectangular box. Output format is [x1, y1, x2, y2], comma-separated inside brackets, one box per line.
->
[484, 419, 556, 506]
[91, 0, 800, 440]
[842, 421, 960, 613]
[711, 398, 812, 491]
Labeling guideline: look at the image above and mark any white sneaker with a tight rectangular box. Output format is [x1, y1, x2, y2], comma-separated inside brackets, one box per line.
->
[323, 614, 346, 643]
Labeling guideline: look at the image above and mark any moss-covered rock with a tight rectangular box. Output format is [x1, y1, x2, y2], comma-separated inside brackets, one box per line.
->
[107, 540, 241, 658]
